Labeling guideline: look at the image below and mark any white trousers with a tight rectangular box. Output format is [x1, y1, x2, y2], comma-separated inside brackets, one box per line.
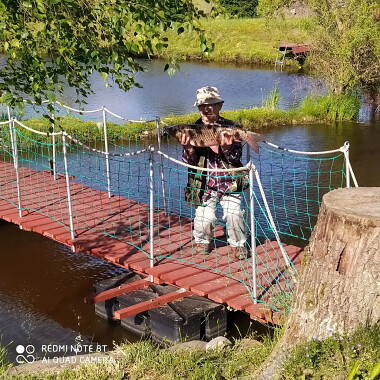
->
[193, 192, 246, 247]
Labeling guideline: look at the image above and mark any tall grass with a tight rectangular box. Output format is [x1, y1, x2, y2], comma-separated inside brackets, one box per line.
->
[262, 84, 281, 110]
[299, 92, 361, 121]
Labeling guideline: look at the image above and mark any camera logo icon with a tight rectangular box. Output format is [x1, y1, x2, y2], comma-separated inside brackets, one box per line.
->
[15, 344, 36, 364]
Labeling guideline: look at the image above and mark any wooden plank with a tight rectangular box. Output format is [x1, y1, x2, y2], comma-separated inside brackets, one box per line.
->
[84, 278, 150, 304]
[207, 282, 248, 303]
[114, 289, 192, 319]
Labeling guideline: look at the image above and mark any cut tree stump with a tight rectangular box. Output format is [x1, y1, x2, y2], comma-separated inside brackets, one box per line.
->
[256, 187, 380, 379]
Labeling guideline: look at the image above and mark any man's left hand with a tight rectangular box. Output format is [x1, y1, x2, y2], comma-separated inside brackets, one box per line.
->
[220, 132, 234, 149]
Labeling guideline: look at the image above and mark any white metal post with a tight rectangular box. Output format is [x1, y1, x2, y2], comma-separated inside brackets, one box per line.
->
[149, 145, 155, 282]
[344, 141, 350, 188]
[11, 118, 22, 218]
[7, 107, 16, 169]
[102, 107, 112, 198]
[51, 113, 57, 180]
[62, 132, 76, 251]
[249, 163, 257, 304]
[156, 117, 167, 212]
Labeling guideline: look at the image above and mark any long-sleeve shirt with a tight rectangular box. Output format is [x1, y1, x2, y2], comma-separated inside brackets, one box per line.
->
[182, 117, 243, 201]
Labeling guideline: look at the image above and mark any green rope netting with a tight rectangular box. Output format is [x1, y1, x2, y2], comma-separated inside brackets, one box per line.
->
[0, 115, 350, 312]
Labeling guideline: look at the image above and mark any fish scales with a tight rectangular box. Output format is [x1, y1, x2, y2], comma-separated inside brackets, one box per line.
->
[164, 124, 264, 153]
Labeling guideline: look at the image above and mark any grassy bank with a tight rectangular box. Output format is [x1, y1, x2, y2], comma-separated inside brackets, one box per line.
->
[1, 325, 379, 379]
[11, 93, 360, 144]
[159, 17, 315, 65]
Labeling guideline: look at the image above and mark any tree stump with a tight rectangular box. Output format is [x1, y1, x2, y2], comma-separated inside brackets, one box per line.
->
[256, 187, 380, 379]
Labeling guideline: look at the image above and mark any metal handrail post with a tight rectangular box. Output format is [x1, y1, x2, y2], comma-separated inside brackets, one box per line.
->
[344, 141, 350, 188]
[51, 113, 57, 180]
[11, 118, 22, 218]
[62, 132, 76, 252]
[102, 106, 112, 198]
[7, 107, 16, 169]
[149, 145, 155, 282]
[249, 162, 257, 304]
[156, 117, 167, 212]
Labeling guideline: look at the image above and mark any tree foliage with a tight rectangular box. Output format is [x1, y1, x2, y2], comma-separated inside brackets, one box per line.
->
[219, 0, 258, 18]
[258, 0, 380, 100]
[0, 0, 215, 111]
[256, 0, 292, 17]
[306, 0, 380, 100]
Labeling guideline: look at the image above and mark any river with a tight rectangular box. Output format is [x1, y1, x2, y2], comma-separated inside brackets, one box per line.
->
[1, 60, 379, 365]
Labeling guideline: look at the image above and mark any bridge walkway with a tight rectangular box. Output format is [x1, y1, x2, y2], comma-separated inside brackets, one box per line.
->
[0, 160, 302, 324]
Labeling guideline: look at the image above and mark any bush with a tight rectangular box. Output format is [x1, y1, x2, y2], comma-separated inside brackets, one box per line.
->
[219, 0, 258, 18]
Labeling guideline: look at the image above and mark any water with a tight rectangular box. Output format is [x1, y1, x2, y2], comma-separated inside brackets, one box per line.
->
[19, 60, 318, 120]
[1, 61, 379, 365]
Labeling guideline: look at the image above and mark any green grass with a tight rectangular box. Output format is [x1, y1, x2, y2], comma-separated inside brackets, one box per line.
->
[1, 325, 379, 379]
[159, 17, 315, 65]
[0, 331, 280, 380]
[280, 324, 380, 379]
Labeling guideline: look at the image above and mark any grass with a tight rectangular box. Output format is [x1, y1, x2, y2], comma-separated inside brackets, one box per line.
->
[6, 92, 360, 147]
[0, 330, 280, 380]
[159, 17, 315, 66]
[0, 325, 379, 379]
[280, 324, 380, 379]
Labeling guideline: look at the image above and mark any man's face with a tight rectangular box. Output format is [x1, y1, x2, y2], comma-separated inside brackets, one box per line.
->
[198, 102, 223, 124]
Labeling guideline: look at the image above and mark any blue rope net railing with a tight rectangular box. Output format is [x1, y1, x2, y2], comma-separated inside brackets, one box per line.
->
[0, 106, 357, 313]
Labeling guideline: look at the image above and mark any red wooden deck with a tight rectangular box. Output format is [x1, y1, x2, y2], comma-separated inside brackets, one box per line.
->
[0, 160, 303, 323]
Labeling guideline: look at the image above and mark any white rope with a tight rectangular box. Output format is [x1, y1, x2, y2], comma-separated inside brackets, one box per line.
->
[0, 120, 11, 125]
[58, 103, 103, 114]
[156, 149, 251, 173]
[23, 99, 49, 104]
[14, 119, 63, 136]
[254, 167, 298, 282]
[104, 107, 156, 123]
[264, 140, 344, 155]
[63, 132, 148, 157]
[128, 118, 156, 123]
[103, 107, 129, 121]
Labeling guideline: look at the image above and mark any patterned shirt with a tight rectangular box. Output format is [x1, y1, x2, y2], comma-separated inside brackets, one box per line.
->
[182, 117, 243, 201]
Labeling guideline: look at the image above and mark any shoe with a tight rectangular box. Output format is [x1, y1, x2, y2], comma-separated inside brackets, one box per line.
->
[230, 246, 247, 260]
[194, 243, 210, 255]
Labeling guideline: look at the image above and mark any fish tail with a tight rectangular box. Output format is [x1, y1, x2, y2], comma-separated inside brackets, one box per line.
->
[245, 131, 265, 153]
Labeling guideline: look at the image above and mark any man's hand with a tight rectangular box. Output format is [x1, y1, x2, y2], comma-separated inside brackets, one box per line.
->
[181, 133, 194, 153]
[220, 131, 234, 150]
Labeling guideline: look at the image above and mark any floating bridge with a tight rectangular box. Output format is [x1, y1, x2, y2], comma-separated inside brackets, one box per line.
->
[0, 104, 358, 324]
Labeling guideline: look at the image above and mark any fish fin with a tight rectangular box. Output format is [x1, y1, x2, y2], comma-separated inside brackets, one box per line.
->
[245, 132, 265, 153]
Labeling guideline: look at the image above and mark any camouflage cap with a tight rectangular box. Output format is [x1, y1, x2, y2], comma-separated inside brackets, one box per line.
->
[194, 86, 224, 107]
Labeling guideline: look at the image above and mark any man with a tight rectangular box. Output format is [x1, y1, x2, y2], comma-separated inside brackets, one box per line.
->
[181, 86, 247, 260]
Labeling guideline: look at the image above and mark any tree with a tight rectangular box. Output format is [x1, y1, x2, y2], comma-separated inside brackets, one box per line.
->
[0, 0, 215, 112]
[219, 0, 258, 18]
[258, 0, 380, 102]
[256, 187, 380, 379]
[306, 0, 380, 101]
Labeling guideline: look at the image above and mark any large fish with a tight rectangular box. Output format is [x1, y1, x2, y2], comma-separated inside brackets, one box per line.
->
[163, 123, 264, 153]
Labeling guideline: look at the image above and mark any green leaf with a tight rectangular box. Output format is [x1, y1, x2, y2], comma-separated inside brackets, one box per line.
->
[369, 362, 380, 380]
[48, 93, 56, 103]
[100, 72, 108, 81]
[10, 39, 20, 48]
[347, 361, 360, 380]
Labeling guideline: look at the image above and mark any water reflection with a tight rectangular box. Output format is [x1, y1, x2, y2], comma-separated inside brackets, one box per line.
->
[17, 60, 317, 120]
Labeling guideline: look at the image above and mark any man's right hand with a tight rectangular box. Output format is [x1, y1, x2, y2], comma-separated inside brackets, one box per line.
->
[181, 133, 194, 153]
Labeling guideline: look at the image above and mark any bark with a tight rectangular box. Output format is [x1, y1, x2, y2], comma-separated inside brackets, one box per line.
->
[256, 187, 380, 379]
